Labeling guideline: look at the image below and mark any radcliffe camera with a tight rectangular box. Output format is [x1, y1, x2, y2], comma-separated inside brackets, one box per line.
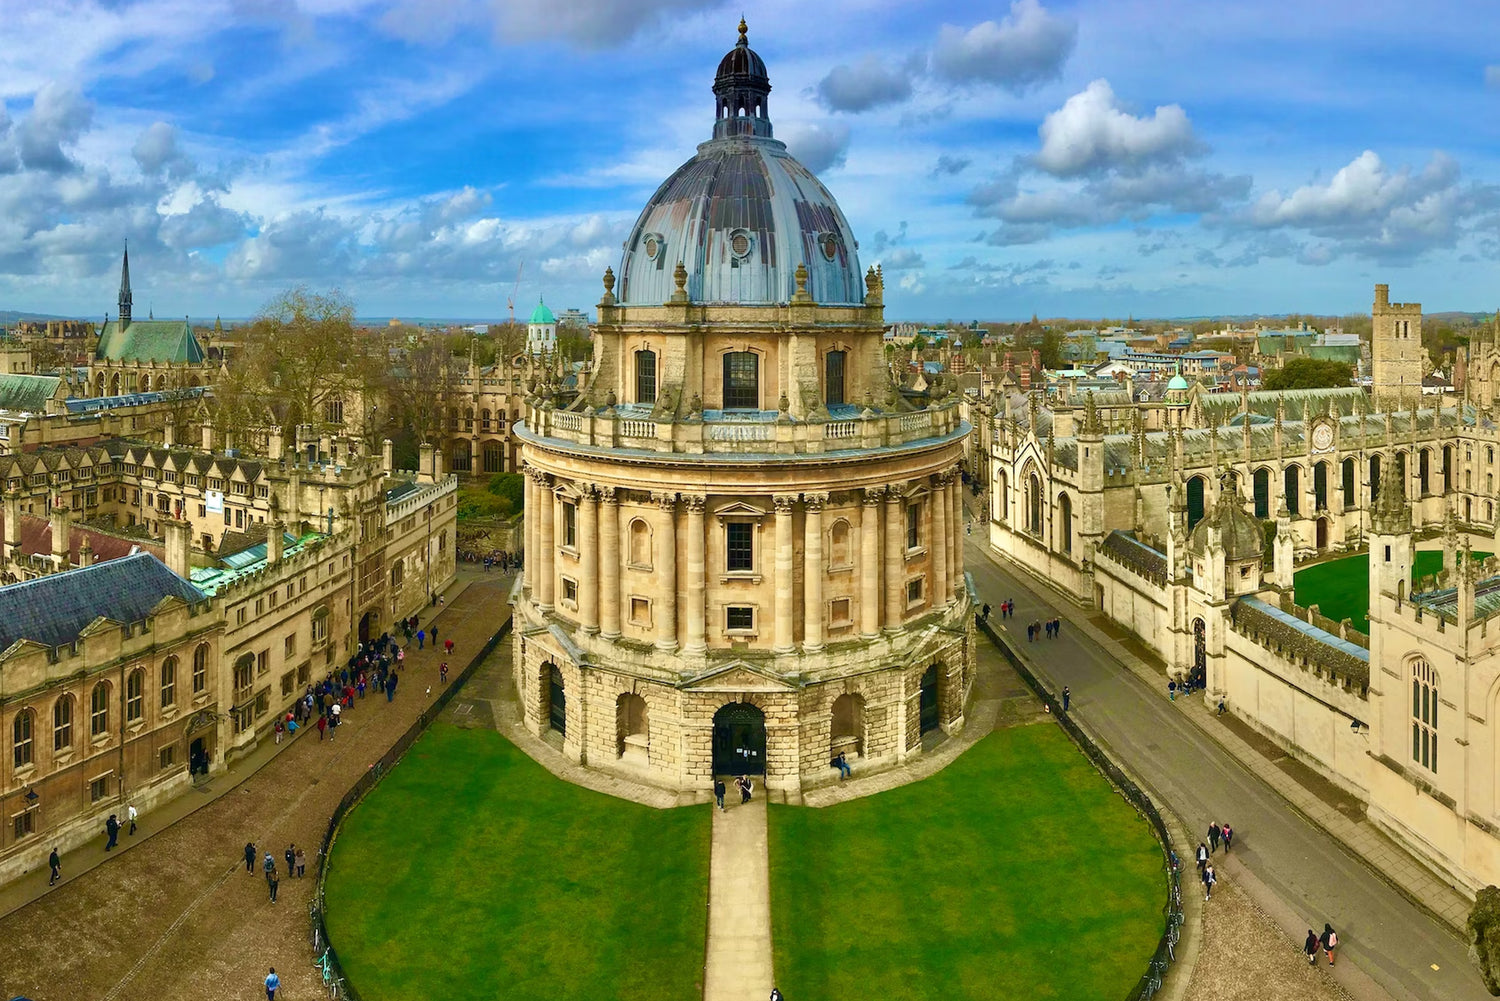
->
[0, 4, 1497, 1001]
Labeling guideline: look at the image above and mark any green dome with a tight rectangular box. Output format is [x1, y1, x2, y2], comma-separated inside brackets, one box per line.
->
[529, 298, 556, 325]
[1167, 372, 1190, 391]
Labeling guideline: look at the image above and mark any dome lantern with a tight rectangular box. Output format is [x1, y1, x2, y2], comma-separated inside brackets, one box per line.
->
[713, 18, 772, 140]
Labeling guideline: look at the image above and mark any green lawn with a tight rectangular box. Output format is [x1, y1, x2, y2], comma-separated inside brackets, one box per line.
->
[1293, 550, 1490, 634]
[769, 724, 1164, 1001]
[324, 725, 710, 1001]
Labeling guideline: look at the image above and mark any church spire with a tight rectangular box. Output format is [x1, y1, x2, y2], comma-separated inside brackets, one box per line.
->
[118, 241, 133, 328]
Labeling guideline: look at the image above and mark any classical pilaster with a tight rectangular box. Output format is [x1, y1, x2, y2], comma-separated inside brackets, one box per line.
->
[537, 472, 556, 612]
[599, 487, 621, 638]
[931, 473, 949, 606]
[773, 493, 797, 652]
[683, 494, 707, 654]
[654, 492, 679, 651]
[950, 472, 965, 597]
[803, 492, 828, 651]
[521, 470, 534, 592]
[579, 487, 600, 633]
[884, 486, 905, 630]
[860, 489, 882, 638]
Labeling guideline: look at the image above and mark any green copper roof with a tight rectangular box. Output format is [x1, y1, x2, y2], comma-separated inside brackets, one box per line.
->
[95, 319, 205, 364]
[529, 298, 555, 325]
[0, 374, 63, 412]
[1167, 372, 1190, 391]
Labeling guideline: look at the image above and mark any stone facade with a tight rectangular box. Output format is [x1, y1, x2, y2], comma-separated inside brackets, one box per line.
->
[511, 27, 973, 793]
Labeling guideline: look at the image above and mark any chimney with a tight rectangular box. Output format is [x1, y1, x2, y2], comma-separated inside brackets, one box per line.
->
[1374, 283, 1390, 308]
[267, 498, 283, 564]
[78, 537, 93, 567]
[51, 503, 70, 569]
[418, 442, 436, 484]
[163, 418, 175, 448]
[202, 424, 214, 451]
[382, 438, 395, 474]
[3, 491, 19, 562]
[268, 427, 284, 461]
[163, 519, 191, 580]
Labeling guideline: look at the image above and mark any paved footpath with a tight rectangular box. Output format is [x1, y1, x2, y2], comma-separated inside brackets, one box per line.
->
[966, 534, 1486, 1001]
[703, 796, 774, 1001]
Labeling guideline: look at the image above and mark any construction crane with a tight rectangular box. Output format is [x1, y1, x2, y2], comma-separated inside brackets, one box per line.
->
[507, 262, 524, 326]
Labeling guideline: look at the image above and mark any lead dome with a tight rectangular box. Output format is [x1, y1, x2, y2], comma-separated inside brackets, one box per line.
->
[617, 20, 865, 307]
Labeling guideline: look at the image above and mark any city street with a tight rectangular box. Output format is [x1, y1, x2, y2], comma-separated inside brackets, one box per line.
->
[964, 534, 1487, 1001]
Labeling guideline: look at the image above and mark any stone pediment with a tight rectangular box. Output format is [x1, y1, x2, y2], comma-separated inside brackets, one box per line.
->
[681, 660, 795, 693]
[713, 500, 768, 522]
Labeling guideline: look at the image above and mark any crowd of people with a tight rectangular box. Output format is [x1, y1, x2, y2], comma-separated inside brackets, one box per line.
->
[457, 548, 520, 572]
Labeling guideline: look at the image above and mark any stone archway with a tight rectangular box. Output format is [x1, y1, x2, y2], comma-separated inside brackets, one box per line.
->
[546, 664, 566, 735]
[712, 701, 766, 776]
[919, 665, 940, 734]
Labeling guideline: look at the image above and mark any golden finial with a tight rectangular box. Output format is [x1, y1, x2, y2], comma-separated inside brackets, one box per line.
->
[738, 16, 748, 43]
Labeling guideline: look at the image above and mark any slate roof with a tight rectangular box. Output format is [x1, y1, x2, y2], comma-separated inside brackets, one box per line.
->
[0, 552, 205, 653]
[94, 319, 205, 364]
[0, 374, 63, 412]
[2, 513, 162, 565]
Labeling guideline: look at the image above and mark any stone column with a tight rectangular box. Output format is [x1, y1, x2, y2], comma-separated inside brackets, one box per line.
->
[773, 494, 797, 652]
[579, 487, 599, 633]
[684, 494, 707, 654]
[654, 492, 678, 651]
[522, 470, 535, 592]
[599, 487, 621, 638]
[803, 492, 828, 651]
[951, 473, 965, 598]
[884, 487, 905, 630]
[537, 473, 555, 612]
[860, 489, 882, 638]
[931, 473, 948, 606]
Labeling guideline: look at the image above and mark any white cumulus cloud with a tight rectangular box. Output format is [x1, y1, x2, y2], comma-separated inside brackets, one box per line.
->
[930, 0, 1076, 92]
[1034, 80, 1199, 177]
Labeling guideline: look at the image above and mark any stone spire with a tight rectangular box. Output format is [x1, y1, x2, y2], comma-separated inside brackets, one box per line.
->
[117, 241, 133, 328]
[1371, 457, 1410, 535]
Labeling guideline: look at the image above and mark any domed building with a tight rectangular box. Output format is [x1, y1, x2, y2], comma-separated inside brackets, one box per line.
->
[512, 21, 974, 792]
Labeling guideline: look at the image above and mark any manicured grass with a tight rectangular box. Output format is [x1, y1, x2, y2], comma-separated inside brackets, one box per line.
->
[324, 725, 710, 1001]
[1293, 550, 1490, 634]
[769, 724, 1164, 1001]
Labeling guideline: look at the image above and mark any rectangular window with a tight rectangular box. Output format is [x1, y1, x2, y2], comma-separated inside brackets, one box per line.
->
[830, 597, 852, 627]
[90, 775, 110, 803]
[825, 350, 846, 407]
[562, 577, 578, 603]
[298, 662, 311, 685]
[726, 606, 754, 631]
[285, 634, 296, 658]
[254, 688, 270, 718]
[907, 577, 924, 603]
[257, 651, 268, 676]
[906, 504, 921, 549]
[726, 522, 753, 572]
[13, 810, 34, 840]
[723, 352, 760, 410]
[281, 671, 295, 697]
[562, 501, 577, 548]
[630, 597, 650, 626]
[159, 746, 176, 770]
[636, 350, 657, 404]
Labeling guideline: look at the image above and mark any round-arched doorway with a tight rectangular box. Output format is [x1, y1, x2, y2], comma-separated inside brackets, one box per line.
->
[712, 701, 766, 776]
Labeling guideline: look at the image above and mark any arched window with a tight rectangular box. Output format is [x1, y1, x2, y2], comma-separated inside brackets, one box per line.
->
[53, 696, 73, 751]
[1253, 467, 1270, 519]
[192, 644, 209, 694]
[1283, 465, 1300, 516]
[1443, 445, 1453, 493]
[1419, 449, 1431, 496]
[616, 692, 648, 758]
[1058, 492, 1073, 554]
[825, 350, 847, 407]
[723, 351, 759, 410]
[635, 349, 657, 404]
[161, 656, 177, 708]
[1342, 458, 1356, 511]
[1412, 658, 1438, 773]
[91, 682, 111, 737]
[464, 408, 474, 432]
[126, 670, 144, 723]
[12, 709, 34, 769]
[628, 519, 652, 568]
[1369, 454, 1382, 503]
[481, 409, 491, 431]
[1186, 476, 1205, 530]
[1313, 461, 1328, 511]
[451, 441, 472, 473]
[829, 519, 852, 568]
[482, 441, 505, 473]
[1396, 451, 1408, 495]
[1027, 473, 1043, 534]
[996, 471, 1008, 525]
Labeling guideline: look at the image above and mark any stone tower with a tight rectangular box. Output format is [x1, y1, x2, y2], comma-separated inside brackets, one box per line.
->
[1368, 457, 1412, 607]
[1371, 283, 1425, 411]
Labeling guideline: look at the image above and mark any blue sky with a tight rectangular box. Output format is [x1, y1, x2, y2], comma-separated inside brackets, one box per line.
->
[0, 0, 1498, 322]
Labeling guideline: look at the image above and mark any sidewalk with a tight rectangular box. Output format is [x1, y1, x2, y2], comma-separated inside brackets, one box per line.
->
[703, 796, 774, 1001]
[0, 571, 508, 1001]
[987, 538, 1474, 936]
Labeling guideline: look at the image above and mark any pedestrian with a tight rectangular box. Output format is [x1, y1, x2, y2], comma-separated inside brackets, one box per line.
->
[268, 866, 279, 903]
[832, 751, 852, 779]
[295, 846, 307, 877]
[1169, 679, 1177, 702]
[1304, 929, 1319, 966]
[1053, 617, 1062, 637]
[1217, 698, 1227, 716]
[440, 662, 450, 684]
[1062, 686, 1070, 712]
[317, 714, 327, 740]
[1320, 923, 1338, 965]
[127, 803, 138, 836]
[1208, 822, 1221, 853]
[265, 967, 280, 1000]
[284, 844, 296, 877]
[431, 624, 439, 644]
[263, 852, 275, 884]
[1202, 862, 1216, 901]
[1222, 823, 1234, 853]
[244, 841, 257, 873]
[387, 673, 399, 702]
[48, 847, 60, 886]
[444, 638, 454, 655]
[738, 775, 753, 804]
[770, 989, 783, 1001]
[1195, 841, 1208, 875]
[417, 628, 425, 650]
[714, 778, 726, 811]
[274, 719, 284, 744]
[104, 813, 120, 851]
[982, 603, 991, 620]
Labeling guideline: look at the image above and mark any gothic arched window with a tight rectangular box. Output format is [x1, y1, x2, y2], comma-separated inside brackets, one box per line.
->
[1411, 658, 1438, 774]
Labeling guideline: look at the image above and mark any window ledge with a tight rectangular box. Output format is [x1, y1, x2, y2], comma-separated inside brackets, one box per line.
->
[828, 564, 854, 575]
[905, 546, 927, 560]
[721, 572, 763, 584]
[12, 764, 35, 781]
[626, 562, 654, 573]
[725, 629, 759, 641]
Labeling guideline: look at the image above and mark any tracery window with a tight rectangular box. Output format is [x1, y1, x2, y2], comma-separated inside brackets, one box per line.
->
[1411, 658, 1438, 774]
